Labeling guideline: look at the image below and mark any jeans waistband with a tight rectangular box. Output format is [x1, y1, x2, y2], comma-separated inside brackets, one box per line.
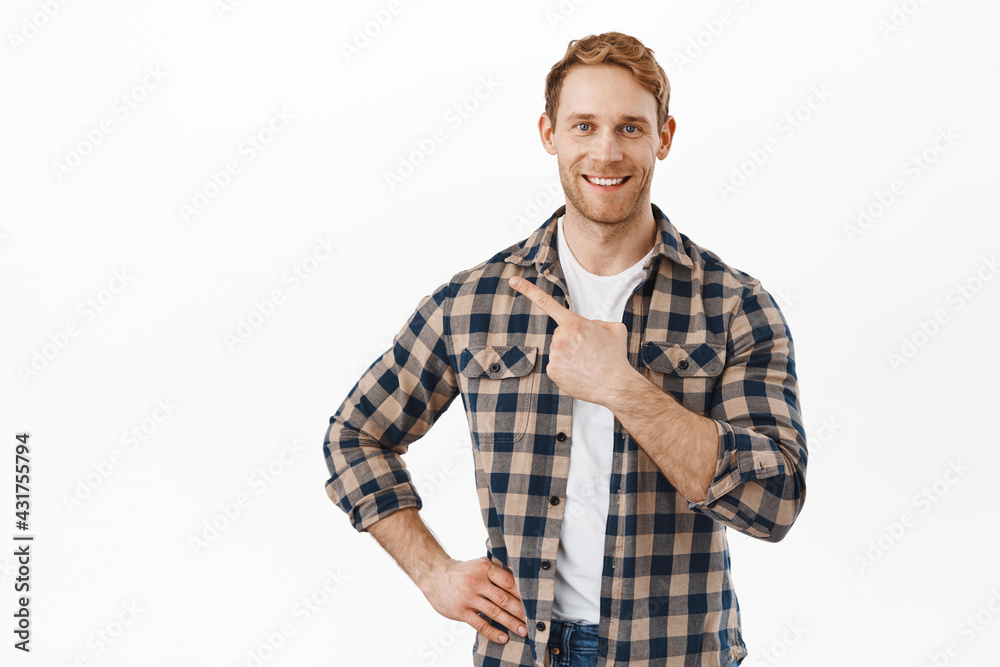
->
[547, 618, 600, 652]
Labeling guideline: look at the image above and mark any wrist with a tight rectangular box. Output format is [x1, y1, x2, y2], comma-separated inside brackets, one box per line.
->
[415, 553, 453, 591]
[603, 365, 650, 414]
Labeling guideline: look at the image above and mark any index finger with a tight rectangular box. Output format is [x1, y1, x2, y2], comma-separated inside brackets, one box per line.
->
[508, 275, 577, 326]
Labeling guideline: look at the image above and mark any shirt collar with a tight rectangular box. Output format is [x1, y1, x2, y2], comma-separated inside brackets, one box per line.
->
[505, 203, 694, 274]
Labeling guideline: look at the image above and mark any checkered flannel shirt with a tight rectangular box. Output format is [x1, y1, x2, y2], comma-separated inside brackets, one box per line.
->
[323, 204, 808, 666]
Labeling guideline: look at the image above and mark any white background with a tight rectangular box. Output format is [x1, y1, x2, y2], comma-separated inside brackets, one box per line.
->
[2, 1, 999, 666]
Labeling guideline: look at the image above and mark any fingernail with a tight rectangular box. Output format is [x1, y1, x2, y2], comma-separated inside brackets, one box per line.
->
[510, 277, 519, 287]
[518, 625, 527, 636]
[499, 634, 507, 643]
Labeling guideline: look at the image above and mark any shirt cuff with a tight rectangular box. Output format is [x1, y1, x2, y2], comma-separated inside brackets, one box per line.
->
[687, 419, 787, 510]
[348, 482, 423, 533]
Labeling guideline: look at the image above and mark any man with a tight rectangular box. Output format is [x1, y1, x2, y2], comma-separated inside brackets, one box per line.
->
[324, 32, 807, 667]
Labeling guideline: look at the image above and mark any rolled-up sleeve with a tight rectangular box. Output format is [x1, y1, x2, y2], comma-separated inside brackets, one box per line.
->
[687, 279, 808, 542]
[323, 279, 460, 533]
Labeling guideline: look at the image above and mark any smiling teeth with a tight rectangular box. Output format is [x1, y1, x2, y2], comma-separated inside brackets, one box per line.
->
[587, 176, 625, 186]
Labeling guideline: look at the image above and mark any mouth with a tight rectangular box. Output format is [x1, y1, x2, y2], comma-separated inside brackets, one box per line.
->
[582, 174, 631, 189]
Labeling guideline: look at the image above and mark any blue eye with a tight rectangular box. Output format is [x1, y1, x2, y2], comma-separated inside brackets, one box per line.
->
[623, 125, 638, 134]
[576, 123, 590, 131]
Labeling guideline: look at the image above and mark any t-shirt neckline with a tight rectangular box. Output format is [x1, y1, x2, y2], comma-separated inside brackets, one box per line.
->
[557, 215, 655, 281]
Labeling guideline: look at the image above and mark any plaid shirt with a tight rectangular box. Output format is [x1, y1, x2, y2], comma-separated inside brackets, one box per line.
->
[323, 204, 808, 666]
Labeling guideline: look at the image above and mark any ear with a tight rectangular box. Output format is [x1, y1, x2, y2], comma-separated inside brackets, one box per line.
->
[656, 116, 676, 160]
[538, 112, 558, 155]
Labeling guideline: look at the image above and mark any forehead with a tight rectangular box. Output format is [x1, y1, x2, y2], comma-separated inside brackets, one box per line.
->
[558, 63, 658, 123]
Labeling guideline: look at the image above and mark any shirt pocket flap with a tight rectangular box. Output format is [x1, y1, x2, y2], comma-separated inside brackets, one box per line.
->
[641, 342, 726, 377]
[459, 345, 538, 379]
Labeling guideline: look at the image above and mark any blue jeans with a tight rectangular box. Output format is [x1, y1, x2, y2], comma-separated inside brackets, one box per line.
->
[547, 619, 600, 667]
[545, 619, 743, 666]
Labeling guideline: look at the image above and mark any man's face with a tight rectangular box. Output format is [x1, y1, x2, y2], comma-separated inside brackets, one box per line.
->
[539, 63, 675, 226]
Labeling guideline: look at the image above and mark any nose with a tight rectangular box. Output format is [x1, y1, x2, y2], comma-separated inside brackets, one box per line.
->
[591, 128, 624, 164]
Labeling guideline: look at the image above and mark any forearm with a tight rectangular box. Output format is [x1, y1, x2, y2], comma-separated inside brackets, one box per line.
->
[367, 507, 452, 590]
[605, 367, 718, 503]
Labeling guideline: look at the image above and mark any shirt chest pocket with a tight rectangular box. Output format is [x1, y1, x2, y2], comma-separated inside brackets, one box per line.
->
[459, 345, 538, 447]
[641, 341, 726, 416]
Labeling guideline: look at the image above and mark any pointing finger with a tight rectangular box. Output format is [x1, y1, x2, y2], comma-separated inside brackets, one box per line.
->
[508, 276, 577, 326]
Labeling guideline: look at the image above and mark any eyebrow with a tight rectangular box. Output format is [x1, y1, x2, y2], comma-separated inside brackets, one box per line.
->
[565, 113, 653, 126]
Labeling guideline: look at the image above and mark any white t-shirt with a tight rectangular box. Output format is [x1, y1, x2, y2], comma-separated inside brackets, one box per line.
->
[551, 215, 655, 624]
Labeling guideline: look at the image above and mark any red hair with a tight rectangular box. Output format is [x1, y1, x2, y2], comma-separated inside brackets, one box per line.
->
[545, 32, 671, 130]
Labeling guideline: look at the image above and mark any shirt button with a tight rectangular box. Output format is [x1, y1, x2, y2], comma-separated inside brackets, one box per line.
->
[549, 496, 560, 506]
[536, 621, 546, 631]
[489, 362, 501, 373]
[677, 359, 689, 370]
[541, 560, 550, 570]
[556, 432, 567, 441]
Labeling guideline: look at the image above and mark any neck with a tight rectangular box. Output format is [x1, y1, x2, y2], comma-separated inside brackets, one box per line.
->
[561, 203, 657, 276]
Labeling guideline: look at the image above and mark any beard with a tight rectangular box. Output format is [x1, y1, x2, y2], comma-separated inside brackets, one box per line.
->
[557, 156, 652, 228]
